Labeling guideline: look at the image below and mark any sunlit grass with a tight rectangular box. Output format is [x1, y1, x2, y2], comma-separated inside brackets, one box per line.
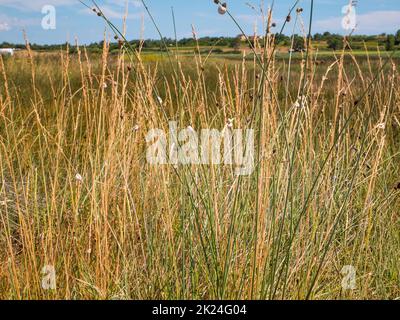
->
[0, 1, 399, 300]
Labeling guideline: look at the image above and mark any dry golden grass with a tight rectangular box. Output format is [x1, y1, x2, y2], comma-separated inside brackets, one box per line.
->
[0, 29, 399, 299]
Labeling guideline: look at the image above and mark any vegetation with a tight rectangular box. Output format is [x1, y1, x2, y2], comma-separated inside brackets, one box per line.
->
[386, 35, 396, 52]
[1, 30, 399, 54]
[0, 1, 399, 300]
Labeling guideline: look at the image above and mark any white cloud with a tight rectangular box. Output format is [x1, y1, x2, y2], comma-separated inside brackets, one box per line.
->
[0, 14, 38, 31]
[0, 0, 143, 14]
[0, 22, 10, 31]
[80, 1, 144, 20]
[236, 14, 261, 24]
[98, 5, 142, 19]
[315, 10, 400, 34]
[0, 0, 75, 11]
[107, 0, 142, 8]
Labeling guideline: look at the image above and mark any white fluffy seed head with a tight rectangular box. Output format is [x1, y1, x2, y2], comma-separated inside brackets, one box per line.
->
[376, 123, 385, 130]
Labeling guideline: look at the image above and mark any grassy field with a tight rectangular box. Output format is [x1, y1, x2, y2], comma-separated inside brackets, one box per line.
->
[0, 35, 399, 300]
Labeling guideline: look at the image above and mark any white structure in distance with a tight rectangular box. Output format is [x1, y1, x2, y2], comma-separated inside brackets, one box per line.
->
[0, 48, 15, 56]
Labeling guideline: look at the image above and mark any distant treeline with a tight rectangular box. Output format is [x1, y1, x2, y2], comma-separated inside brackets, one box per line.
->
[2, 31, 400, 52]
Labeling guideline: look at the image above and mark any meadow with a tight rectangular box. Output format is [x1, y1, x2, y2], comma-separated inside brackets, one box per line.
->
[0, 6, 400, 299]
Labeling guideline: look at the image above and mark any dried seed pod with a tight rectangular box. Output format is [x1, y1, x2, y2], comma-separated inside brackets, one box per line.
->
[218, 2, 227, 15]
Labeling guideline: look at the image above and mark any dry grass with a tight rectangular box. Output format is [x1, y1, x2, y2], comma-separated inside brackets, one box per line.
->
[0, 15, 399, 299]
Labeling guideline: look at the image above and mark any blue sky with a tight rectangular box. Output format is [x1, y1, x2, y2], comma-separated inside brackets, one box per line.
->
[0, 0, 399, 44]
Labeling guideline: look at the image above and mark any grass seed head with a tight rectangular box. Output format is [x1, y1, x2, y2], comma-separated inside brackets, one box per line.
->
[75, 173, 83, 183]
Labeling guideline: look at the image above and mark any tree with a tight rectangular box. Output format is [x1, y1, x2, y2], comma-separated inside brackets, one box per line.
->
[230, 37, 241, 50]
[395, 29, 400, 45]
[322, 31, 332, 40]
[327, 37, 343, 51]
[313, 33, 323, 41]
[274, 33, 290, 45]
[385, 35, 395, 51]
[292, 35, 305, 51]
